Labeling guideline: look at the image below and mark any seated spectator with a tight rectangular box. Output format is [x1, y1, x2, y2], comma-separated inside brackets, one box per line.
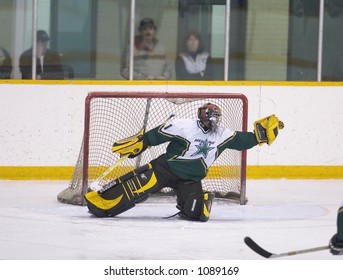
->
[19, 30, 64, 79]
[175, 31, 214, 80]
[120, 17, 172, 80]
[0, 47, 12, 79]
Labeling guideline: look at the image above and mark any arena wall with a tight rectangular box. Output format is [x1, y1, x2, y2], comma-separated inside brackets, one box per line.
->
[1, 81, 342, 179]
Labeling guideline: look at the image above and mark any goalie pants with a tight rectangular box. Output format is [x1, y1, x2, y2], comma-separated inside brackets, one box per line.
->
[85, 155, 213, 221]
[151, 156, 214, 221]
[140, 155, 214, 221]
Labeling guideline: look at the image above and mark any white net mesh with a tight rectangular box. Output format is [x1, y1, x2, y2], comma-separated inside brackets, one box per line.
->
[57, 92, 248, 205]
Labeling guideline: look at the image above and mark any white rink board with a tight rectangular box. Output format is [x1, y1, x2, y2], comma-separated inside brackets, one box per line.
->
[0, 83, 343, 166]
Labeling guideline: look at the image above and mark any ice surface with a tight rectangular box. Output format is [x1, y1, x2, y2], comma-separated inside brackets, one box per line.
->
[0, 179, 342, 260]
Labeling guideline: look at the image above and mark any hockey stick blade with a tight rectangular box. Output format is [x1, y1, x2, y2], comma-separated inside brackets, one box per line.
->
[244, 236, 329, 259]
[244, 237, 273, 258]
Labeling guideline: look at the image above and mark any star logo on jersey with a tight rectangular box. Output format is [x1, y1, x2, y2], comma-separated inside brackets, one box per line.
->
[191, 139, 215, 159]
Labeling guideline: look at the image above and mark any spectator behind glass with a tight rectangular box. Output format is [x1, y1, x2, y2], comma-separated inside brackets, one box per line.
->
[0, 47, 12, 79]
[120, 18, 172, 80]
[175, 31, 214, 80]
[19, 30, 63, 79]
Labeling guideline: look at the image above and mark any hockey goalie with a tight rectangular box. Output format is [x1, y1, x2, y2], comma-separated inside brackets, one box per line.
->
[85, 103, 284, 222]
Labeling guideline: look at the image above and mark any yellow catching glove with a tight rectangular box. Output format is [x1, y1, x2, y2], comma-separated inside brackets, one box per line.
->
[112, 128, 147, 158]
[254, 115, 284, 146]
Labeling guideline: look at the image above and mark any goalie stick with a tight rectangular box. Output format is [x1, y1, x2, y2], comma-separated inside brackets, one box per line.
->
[89, 154, 130, 191]
[244, 236, 329, 259]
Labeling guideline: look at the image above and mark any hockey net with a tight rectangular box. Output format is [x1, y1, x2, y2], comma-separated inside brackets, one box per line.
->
[57, 92, 248, 206]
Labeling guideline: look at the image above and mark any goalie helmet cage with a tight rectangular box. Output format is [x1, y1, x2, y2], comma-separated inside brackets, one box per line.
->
[57, 92, 248, 206]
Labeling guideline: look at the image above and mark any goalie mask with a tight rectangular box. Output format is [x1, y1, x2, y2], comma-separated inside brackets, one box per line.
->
[197, 103, 222, 132]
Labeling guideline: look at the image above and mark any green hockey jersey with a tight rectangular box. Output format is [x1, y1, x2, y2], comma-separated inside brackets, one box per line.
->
[144, 118, 258, 181]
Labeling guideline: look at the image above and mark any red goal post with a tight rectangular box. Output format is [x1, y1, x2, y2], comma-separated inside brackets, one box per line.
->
[57, 92, 248, 206]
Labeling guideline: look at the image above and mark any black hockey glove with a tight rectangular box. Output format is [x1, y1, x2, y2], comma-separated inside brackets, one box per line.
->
[329, 234, 343, 255]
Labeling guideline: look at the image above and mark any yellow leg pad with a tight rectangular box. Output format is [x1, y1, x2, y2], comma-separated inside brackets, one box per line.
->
[85, 191, 123, 211]
[202, 194, 211, 218]
[199, 192, 215, 222]
[133, 171, 157, 194]
[85, 163, 159, 217]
